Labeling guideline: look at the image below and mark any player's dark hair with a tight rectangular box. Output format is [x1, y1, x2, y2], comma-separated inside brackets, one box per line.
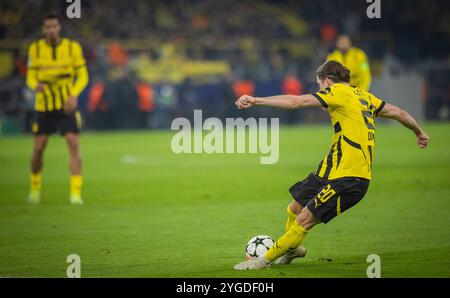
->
[43, 13, 61, 23]
[316, 60, 351, 83]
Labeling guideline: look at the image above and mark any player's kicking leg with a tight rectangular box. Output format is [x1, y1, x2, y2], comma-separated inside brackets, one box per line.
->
[27, 135, 48, 204]
[65, 132, 83, 205]
[234, 207, 319, 270]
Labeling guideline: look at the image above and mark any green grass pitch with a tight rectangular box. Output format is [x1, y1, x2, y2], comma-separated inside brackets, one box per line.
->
[0, 123, 449, 277]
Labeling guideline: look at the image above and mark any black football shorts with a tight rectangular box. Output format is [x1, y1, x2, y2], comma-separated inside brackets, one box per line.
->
[289, 173, 370, 224]
[32, 111, 82, 135]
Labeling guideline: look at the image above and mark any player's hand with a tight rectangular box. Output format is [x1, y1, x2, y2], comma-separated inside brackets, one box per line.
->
[35, 82, 46, 93]
[416, 131, 430, 149]
[64, 96, 78, 113]
[235, 95, 256, 109]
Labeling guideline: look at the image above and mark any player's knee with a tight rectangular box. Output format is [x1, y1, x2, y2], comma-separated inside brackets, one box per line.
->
[33, 147, 45, 156]
[289, 200, 302, 215]
[67, 137, 77, 147]
[33, 141, 47, 155]
[296, 208, 316, 230]
[66, 136, 79, 152]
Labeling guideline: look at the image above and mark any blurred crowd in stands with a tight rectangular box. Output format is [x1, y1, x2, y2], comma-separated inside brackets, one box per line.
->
[0, 0, 449, 133]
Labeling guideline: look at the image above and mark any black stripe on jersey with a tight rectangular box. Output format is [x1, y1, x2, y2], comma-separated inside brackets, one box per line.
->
[344, 135, 370, 168]
[343, 135, 362, 149]
[58, 86, 65, 104]
[58, 86, 65, 110]
[316, 160, 324, 176]
[322, 144, 335, 180]
[52, 44, 57, 60]
[362, 111, 375, 129]
[74, 64, 86, 69]
[375, 101, 386, 116]
[368, 145, 373, 169]
[43, 91, 50, 111]
[313, 93, 328, 108]
[362, 110, 373, 118]
[359, 98, 369, 108]
[48, 87, 57, 110]
[361, 148, 369, 169]
[57, 74, 71, 79]
[66, 85, 71, 96]
[334, 121, 341, 133]
[336, 136, 342, 168]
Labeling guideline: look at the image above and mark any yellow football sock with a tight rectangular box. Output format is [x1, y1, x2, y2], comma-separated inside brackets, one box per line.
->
[70, 175, 83, 198]
[285, 205, 298, 232]
[264, 221, 308, 262]
[30, 173, 42, 192]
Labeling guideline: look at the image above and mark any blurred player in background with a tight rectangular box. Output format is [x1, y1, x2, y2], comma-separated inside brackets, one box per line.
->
[327, 35, 371, 91]
[233, 61, 430, 270]
[26, 14, 89, 204]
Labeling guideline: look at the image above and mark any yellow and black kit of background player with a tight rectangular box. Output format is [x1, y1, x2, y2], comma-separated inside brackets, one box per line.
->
[32, 110, 82, 135]
[27, 37, 88, 135]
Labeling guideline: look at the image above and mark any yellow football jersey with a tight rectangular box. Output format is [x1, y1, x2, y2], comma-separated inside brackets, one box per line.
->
[313, 83, 386, 180]
[327, 47, 371, 91]
[26, 38, 89, 112]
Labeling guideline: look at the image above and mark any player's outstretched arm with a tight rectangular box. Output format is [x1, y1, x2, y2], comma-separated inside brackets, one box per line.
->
[378, 103, 430, 149]
[235, 94, 322, 110]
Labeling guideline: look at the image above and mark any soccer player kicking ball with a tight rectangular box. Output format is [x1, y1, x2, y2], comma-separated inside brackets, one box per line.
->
[26, 14, 89, 204]
[234, 60, 430, 270]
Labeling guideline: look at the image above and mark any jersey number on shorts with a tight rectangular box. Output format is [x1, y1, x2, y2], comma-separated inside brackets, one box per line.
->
[314, 184, 336, 208]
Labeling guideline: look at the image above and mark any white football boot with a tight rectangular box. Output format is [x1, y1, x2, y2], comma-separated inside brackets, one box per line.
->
[70, 195, 84, 205]
[274, 246, 307, 265]
[234, 257, 271, 270]
[26, 190, 41, 204]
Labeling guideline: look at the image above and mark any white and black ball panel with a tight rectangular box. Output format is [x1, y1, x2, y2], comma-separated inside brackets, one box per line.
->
[245, 235, 274, 258]
[262, 237, 274, 248]
[245, 242, 257, 257]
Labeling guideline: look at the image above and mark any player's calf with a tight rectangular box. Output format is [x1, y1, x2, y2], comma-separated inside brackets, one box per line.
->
[65, 133, 84, 205]
[28, 136, 48, 203]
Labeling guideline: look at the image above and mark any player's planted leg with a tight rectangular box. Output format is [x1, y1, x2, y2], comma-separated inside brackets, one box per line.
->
[27, 135, 48, 203]
[265, 207, 318, 261]
[65, 133, 83, 205]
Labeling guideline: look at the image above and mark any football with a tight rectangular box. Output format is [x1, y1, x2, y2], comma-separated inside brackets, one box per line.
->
[245, 235, 274, 259]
